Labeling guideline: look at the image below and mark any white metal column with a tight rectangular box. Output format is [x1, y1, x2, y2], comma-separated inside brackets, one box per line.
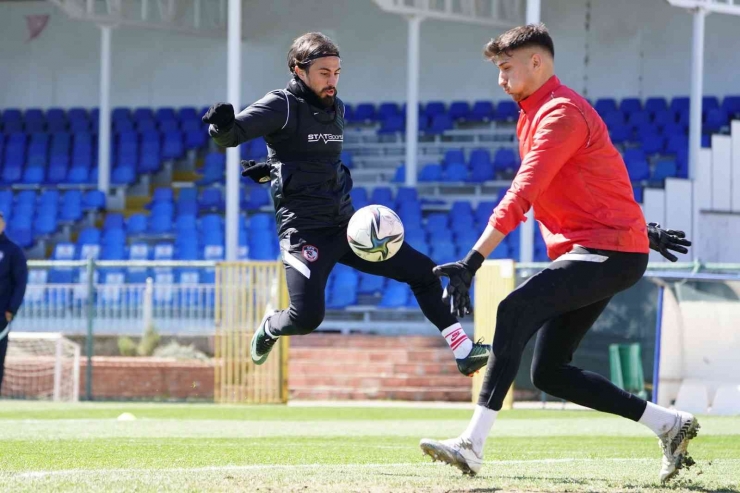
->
[225, 0, 241, 261]
[404, 16, 423, 186]
[519, 0, 540, 263]
[526, 0, 541, 25]
[689, 7, 706, 180]
[97, 25, 112, 196]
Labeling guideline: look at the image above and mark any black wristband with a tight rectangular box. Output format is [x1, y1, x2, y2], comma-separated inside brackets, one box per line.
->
[462, 249, 485, 274]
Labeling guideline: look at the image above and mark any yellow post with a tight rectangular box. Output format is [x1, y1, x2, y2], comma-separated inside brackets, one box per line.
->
[472, 260, 516, 409]
[214, 261, 289, 404]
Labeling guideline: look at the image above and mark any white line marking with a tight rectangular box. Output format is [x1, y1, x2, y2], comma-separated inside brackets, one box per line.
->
[18, 457, 740, 479]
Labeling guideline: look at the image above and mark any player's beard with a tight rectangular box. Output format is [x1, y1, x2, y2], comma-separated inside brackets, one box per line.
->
[320, 87, 337, 107]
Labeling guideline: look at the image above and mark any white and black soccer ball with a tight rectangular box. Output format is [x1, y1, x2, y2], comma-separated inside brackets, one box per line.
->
[347, 205, 405, 262]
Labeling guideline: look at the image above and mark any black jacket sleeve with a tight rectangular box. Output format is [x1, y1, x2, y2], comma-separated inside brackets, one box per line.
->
[8, 245, 27, 316]
[209, 90, 289, 148]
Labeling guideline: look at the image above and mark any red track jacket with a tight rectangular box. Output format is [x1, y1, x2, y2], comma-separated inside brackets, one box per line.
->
[489, 76, 650, 259]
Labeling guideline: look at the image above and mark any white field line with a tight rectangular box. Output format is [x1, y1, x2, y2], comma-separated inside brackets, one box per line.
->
[10, 458, 681, 479]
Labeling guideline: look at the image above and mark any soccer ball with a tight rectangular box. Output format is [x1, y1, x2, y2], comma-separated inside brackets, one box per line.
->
[347, 205, 405, 262]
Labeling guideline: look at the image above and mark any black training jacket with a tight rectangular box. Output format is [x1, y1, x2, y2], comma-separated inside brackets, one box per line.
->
[209, 77, 353, 236]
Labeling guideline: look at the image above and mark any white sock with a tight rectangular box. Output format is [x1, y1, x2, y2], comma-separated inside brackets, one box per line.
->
[441, 323, 473, 359]
[460, 405, 497, 454]
[639, 401, 678, 436]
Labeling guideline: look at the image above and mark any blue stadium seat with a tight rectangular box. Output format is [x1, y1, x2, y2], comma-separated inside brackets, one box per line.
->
[34, 214, 57, 236]
[83, 190, 106, 211]
[149, 214, 173, 234]
[199, 188, 224, 212]
[162, 131, 184, 159]
[662, 121, 686, 137]
[357, 272, 384, 295]
[112, 163, 136, 185]
[470, 162, 494, 183]
[469, 101, 495, 122]
[153, 242, 175, 261]
[377, 102, 400, 120]
[156, 107, 177, 122]
[652, 159, 678, 181]
[245, 187, 270, 210]
[22, 166, 44, 184]
[377, 115, 404, 134]
[67, 166, 89, 184]
[185, 129, 208, 150]
[645, 97, 668, 115]
[495, 101, 519, 121]
[475, 201, 496, 223]
[354, 103, 376, 122]
[175, 215, 197, 235]
[449, 101, 471, 121]
[340, 150, 353, 168]
[625, 157, 650, 181]
[78, 227, 101, 245]
[670, 96, 690, 115]
[469, 148, 491, 168]
[619, 98, 642, 115]
[103, 213, 125, 231]
[431, 240, 457, 265]
[60, 191, 83, 222]
[425, 101, 446, 119]
[721, 95, 740, 117]
[391, 164, 405, 183]
[602, 111, 625, 128]
[444, 162, 468, 181]
[370, 187, 393, 208]
[179, 107, 198, 121]
[378, 281, 408, 308]
[126, 213, 148, 235]
[197, 153, 225, 185]
[100, 242, 126, 261]
[395, 187, 417, 205]
[640, 134, 665, 155]
[419, 164, 443, 182]
[249, 213, 274, 232]
[350, 187, 368, 209]
[342, 104, 354, 122]
[427, 114, 453, 135]
[493, 148, 517, 172]
[704, 108, 729, 133]
[633, 186, 644, 204]
[595, 98, 618, 115]
[609, 124, 632, 145]
[249, 136, 268, 160]
[628, 111, 651, 127]
[666, 134, 688, 155]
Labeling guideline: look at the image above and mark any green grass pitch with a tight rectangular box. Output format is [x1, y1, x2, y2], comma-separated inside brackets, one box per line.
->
[0, 401, 738, 492]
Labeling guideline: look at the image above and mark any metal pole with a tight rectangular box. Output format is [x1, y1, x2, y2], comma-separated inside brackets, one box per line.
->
[97, 25, 112, 197]
[526, 0, 541, 24]
[652, 285, 665, 404]
[225, 0, 241, 261]
[85, 257, 95, 400]
[689, 7, 706, 180]
[405, 16, 423, 187]
[519, 0, 541, 263]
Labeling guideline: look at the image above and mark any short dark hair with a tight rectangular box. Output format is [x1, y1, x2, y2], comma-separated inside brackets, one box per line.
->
[484, 23, 554, 60]
[287, 32, 340, 74]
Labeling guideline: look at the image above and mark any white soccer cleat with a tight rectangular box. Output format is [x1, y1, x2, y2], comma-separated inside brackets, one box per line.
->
[658, 411, 700, 483]
[419, 437, 483, 475]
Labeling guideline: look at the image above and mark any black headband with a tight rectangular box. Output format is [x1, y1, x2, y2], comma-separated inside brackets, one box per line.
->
[295, 51, 340, 68]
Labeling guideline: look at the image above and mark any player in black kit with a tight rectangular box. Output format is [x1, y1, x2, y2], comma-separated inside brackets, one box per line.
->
[203, 32, 490, 375]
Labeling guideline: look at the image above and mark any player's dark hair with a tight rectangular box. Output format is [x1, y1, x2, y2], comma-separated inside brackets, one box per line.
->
[287, 32, 340, 74]
[484, 23, 554, 60]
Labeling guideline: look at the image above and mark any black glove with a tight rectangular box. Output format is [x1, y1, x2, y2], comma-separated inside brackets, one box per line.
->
[202, 103, 235, 131]
[647, 223, 692, 262]
[241, 160, 271, 184]
[432, 250, 485, 318]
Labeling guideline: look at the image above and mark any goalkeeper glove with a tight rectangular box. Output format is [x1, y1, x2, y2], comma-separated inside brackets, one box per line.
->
[432, 250, 485, 318]
[202, 103, 235, 131]
[241, 160, 271, 184]
[647, 223, 692, 262]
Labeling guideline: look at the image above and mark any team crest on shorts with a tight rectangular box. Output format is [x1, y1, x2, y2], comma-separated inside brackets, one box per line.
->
[302, 245, 319, 262]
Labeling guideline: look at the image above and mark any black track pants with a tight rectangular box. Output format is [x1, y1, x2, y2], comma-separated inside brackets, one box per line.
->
[268, 227, 458, 336]
[478, 246, 649, 421]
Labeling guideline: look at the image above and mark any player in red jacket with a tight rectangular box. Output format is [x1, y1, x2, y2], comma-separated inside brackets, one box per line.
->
[419, 24, 696, 483]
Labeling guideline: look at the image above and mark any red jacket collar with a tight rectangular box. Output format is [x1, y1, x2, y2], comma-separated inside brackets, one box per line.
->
[518, 75, 561, 114]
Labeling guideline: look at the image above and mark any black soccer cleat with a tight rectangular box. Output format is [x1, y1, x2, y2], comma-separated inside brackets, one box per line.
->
[456, 340, 491, 377]
[250, 311, 278, 365]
